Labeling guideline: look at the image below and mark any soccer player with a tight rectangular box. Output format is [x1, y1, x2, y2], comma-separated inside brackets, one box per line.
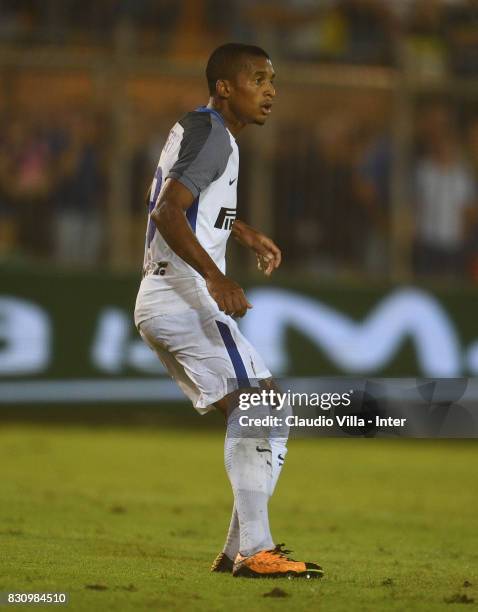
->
[134, 43, 323, 579]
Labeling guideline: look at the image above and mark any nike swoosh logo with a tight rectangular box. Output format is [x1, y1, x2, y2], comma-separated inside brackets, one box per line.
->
[278, 454, 285, 461]
[229, 177, 237, 185]
[256, 446, 272, 454]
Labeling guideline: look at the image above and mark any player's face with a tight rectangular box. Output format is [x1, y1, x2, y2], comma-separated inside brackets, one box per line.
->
[229, 56, 276, 126]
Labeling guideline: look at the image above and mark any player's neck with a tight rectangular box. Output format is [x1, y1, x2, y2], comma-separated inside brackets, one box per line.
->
[206, 99, 245, 137]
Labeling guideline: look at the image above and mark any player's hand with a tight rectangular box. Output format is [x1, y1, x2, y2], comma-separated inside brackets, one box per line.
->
[252, 234, 281, 276]
[254, 236, 281, 276]
[233, 222, 281, 276]
[206, 272, 252, 318]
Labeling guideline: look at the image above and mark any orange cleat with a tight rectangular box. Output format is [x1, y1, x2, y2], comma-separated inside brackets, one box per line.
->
[232, 544, 324, 579]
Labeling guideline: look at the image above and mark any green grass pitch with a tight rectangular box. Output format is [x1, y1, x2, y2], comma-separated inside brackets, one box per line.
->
[0, 422, 477, 611]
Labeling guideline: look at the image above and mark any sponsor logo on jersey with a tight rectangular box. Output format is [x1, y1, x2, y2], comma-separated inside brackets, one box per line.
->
[214, 207, 237, 230]
[229, 177, 237, 185]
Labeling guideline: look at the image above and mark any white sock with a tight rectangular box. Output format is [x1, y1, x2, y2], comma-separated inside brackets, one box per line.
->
[224, 408, 273, 557]
[222, 434, 288, 559]
[222, 502, 240, 560]
[269, 437, 288, 496]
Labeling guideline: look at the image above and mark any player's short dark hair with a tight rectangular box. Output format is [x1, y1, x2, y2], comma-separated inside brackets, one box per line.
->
[206, 43, 270, 96]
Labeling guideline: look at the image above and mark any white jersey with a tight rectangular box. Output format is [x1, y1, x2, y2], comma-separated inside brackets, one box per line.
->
[135, 107, 239, 325]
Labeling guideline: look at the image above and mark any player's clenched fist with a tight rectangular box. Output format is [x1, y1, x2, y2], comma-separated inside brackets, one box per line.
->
[206, 272, 252, 318]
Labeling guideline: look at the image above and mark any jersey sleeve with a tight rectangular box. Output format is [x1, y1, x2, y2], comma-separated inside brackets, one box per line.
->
[168, 113, 232, 198]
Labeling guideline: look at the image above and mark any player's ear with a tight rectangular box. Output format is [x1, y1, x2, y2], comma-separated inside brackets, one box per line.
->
[216, 79, 231, 99]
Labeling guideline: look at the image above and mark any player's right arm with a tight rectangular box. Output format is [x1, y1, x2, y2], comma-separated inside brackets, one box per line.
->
[151, 178, 252, 317]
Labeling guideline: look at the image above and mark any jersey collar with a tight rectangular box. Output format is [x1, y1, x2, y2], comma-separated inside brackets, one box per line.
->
[195, 105, 225, 126]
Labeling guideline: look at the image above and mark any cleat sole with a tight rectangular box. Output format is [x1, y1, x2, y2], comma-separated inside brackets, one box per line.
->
[233, 566, 324, 580]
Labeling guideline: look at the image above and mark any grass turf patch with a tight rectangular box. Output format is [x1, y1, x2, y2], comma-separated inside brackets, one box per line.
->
[0, 424, 477, 611]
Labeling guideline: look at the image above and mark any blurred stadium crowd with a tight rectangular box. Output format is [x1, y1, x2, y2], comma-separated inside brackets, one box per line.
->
[1, 0, 478, 281]
[1, 0, 478, 71]
[274, 96, 478, 280]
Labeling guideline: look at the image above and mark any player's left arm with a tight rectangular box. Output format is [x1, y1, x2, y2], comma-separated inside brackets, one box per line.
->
[232, 219, 281, 276]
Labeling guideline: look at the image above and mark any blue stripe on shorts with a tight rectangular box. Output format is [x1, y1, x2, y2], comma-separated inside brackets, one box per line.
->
[215, 320, 250, 388]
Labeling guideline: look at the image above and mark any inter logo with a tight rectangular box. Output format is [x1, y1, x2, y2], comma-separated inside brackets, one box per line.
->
[214, 207, 237, 230]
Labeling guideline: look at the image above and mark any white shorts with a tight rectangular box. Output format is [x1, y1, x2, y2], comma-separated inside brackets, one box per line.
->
[137, 302, 271, 414]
